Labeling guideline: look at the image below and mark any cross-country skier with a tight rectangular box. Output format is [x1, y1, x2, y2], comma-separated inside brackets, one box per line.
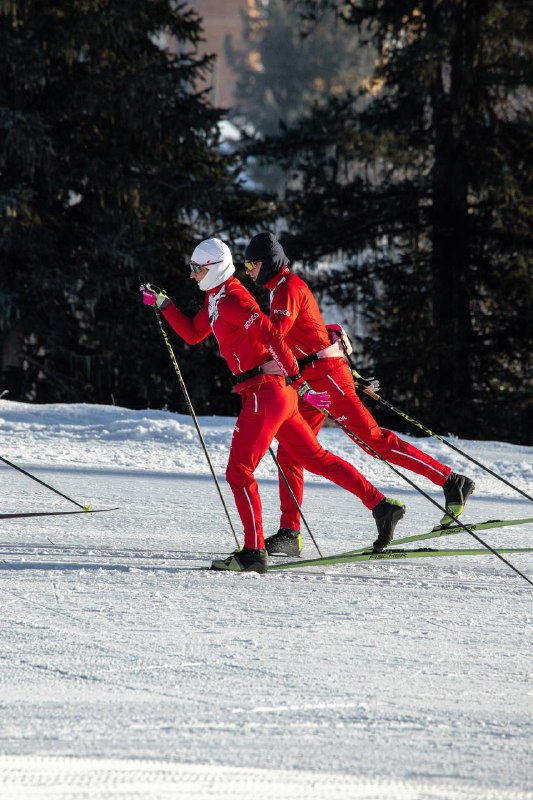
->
[243, 232, 475, 557]
[141, 237, 406, 573]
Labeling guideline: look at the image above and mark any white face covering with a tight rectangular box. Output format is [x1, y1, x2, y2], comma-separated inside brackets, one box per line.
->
[191, 238, 235, 292]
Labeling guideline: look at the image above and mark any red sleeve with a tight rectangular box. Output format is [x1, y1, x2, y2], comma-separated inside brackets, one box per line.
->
[161, 299, 211, 345]
[270, 277, 302, 336]
[221, 295, 300, 379]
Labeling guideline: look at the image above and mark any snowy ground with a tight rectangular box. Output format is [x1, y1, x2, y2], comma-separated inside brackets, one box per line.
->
[0, 400, 532, 800]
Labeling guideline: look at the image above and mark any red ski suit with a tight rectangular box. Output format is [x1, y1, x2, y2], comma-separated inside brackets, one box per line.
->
[264, 267, 452, 531]
[162, 276, 384, 549]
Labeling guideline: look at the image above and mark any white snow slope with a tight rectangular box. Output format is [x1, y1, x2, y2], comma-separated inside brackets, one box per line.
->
[0, 400, 532, 800]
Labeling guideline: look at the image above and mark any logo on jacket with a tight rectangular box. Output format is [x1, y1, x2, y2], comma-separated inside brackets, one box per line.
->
[274, 309, 290, 317]
[208, 285, 226, 324]
[244, 311, 259, 329]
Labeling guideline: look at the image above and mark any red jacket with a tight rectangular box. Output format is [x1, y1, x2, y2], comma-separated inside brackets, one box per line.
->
[162, 276, 300, 385]
[264, 267, 332, 360]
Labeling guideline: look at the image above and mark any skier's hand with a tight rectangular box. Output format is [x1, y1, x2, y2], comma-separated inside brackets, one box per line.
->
[326, 322, 346, 339]
[326, 322, 353, 356]
[139, 283, 169, 309]
[352, 369, 380, 394]
[296, 381, 331, 409]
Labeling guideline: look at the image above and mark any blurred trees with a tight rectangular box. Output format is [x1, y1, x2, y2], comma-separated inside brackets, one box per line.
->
[0, 0, 262, 414]
[243, 0, 532, 442]
[1, 1, 531, 444]
[226, 0, 374, 191]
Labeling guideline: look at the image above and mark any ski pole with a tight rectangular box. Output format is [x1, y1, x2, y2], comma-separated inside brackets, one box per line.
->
[320, 409, 533, 587]
[150, 306, 240, 548]
[268, 446, 323, 557]
[354, 381, 533, 504]
[0, 455, 90, 510]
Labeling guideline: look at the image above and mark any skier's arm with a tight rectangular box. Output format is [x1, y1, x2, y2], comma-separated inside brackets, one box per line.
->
[269, 279, 302, 336]
[223, 296, 300, 378]
[140, 283, 211, 344]
[162, 300, 211, 345]
[221, 297, 328, 407]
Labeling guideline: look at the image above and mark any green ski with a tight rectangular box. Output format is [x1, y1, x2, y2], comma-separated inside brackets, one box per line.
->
[268, 546, 533, 572]
[341, 517, 533, 557]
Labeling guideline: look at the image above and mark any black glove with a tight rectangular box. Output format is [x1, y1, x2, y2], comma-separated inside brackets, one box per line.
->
[351, 369, 380, 393]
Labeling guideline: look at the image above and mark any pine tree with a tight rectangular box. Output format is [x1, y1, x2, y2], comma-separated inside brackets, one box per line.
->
[229, 0, 373, 133]
[227, 0, 374, 191]
[0, 0, 262, 413]
[252, 0, 532, 442]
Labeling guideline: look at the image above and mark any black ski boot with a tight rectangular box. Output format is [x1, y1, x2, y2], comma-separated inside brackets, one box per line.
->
[264, 528, 302, 557]
[439, 472, 475, 527]
[211, 547, 268, 574]
[372, 498, 406, 552]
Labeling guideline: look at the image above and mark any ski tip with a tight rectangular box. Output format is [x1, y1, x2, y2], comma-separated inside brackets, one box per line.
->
[83, 506, 120, 513]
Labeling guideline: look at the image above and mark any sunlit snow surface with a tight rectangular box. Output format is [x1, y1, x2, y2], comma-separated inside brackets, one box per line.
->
[0, 400, 532, 800]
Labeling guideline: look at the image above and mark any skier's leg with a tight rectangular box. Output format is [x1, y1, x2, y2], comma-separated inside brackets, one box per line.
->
[276, 406, 405, 550]
[325, 368, 474, 525]
[326, 369, 451, 485]
[225, 379, 295, 550]
[276, 401, 325, 530]
[276, 406, 384, 510]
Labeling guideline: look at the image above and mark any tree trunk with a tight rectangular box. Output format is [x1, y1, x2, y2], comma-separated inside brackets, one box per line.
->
[429, 4, 477, 434]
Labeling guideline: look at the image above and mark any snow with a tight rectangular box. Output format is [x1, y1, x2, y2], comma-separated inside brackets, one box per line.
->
[0, 399, 532, 800]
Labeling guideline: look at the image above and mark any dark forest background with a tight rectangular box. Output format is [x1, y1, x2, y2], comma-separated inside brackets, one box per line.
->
[1, 0, 531, 443]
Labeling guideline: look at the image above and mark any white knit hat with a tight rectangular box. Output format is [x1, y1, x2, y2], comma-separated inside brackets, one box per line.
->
[191, 237, 235, 291]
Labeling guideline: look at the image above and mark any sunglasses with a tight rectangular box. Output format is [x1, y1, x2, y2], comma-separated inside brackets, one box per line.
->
[190, 259, 223, 274]
[244, 261, 260, 271]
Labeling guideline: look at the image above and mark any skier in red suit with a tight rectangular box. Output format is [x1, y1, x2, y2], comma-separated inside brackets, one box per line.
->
[244, 232, 475, 557]
[141, 237, 406, 572]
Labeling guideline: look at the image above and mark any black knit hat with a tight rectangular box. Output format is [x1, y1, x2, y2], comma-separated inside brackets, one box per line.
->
[244, 232, 289, 287]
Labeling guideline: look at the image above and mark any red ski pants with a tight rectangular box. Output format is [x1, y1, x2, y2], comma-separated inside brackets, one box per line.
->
[225, 376, 384, 550]
[276, 361, 451, 530]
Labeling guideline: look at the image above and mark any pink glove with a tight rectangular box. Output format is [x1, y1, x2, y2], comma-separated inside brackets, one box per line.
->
[326, 323, 353, 355]
[139, 284, 169, 309]
[302, 389, 330, 408]
[295, 380, 331, 409]
[326, 323, 345, 340]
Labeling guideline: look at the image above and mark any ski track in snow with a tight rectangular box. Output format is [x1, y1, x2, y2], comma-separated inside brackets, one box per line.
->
[0, 400, 532, 800]
[1, 756, 532, 800]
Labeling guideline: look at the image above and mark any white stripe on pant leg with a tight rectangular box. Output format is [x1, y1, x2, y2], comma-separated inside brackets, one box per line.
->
[327, 375, 345, 395]
[390, 448, 446, 478]
[243, 486, 258, 549]
[253, 392, 258, 412]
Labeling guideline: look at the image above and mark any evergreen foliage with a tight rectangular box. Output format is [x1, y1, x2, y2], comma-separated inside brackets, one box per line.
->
[0, 0, 262, 414]
[248, 0, 532, 442]
[228, 0, 374, 133]
[226, 0, 374, 191]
